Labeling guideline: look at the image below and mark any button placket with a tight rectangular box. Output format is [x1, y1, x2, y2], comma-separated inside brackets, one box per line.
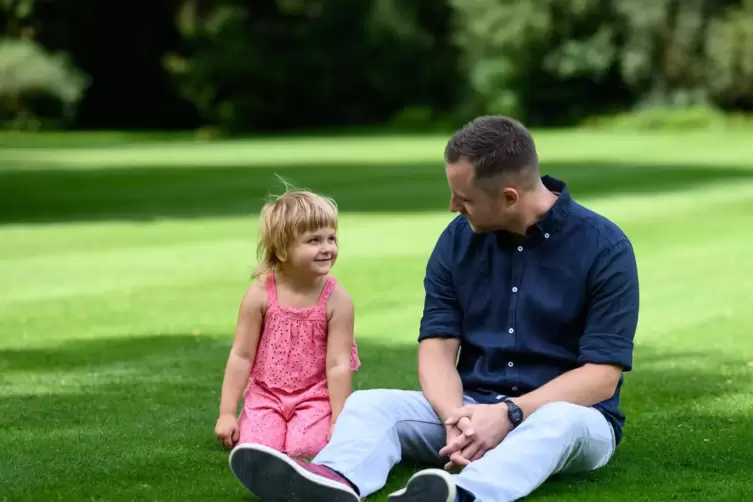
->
[508, 245, 523, 338]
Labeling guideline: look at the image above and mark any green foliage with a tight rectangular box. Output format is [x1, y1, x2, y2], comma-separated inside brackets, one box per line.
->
[450, 0, 627, 123]
[4, 0, 753, 131]
[0, 38, 88, 130]
[0, 0, 35, 37]
[705, 0, 753, 107]
[165, 0, 463, 133]
[451, 0, 753, 126]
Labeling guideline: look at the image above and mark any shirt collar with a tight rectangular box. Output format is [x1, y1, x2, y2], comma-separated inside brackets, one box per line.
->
[494, 175, 572, 245]
[532, 175, 572, 236]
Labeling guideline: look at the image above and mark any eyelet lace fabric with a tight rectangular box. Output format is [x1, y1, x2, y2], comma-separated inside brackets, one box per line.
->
[237, 274, 361, 457]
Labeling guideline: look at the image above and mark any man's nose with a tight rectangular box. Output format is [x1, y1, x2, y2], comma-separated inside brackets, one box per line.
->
[449, 195, 460, 212]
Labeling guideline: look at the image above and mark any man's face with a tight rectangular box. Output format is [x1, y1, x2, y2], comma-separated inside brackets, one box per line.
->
[445, 160, 519, 233]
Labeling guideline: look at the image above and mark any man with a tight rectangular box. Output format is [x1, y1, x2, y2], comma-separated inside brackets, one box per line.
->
[226, 115, 640, 502]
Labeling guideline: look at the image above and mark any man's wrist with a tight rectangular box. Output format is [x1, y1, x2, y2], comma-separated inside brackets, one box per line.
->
[426, 395, 465, 423]
[498, 398, 524, 428]
[439, 404, 465, 425]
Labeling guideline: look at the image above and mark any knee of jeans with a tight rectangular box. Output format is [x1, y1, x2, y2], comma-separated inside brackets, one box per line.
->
[342, 389, 404, 418]
[344, 389, 389, 409]
[525, 401, 588, 435]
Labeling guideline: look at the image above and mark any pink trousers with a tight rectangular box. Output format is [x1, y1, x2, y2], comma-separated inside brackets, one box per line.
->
[238, 380, 331, 458]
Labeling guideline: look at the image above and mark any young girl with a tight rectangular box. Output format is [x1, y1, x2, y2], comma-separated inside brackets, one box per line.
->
[214, 187, 360, 461]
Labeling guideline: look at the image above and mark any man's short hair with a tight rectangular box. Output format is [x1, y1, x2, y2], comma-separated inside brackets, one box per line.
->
[444, 115, 539, 189]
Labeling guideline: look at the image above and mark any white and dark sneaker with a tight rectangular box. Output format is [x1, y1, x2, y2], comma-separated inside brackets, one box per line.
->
[387, 468, 457, 502]
[228, 443, 359, 502]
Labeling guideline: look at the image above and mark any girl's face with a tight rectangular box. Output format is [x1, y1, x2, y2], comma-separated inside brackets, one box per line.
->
[286, 226, 338, 276]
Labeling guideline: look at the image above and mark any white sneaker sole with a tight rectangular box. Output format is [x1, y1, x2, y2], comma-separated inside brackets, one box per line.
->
[387, 468, 456, 502]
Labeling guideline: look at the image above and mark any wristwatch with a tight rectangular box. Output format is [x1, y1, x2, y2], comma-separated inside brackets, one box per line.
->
[503, 398, 524, 428]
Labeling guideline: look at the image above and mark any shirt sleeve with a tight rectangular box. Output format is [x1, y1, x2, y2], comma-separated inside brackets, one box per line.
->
[418, 225, 463, 341]
[578, 238, 640, 371]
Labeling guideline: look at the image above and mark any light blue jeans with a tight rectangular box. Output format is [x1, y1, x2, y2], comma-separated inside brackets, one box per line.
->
[313, 389, 616, 502]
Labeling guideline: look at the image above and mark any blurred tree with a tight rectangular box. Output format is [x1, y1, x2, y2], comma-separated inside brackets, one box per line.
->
[30, 0, 200, 129]
[614, 0, 738, 108]
[0, 38, 88, 129]
[450, 0, 632, 125]
[166, 0, 464, 132]
[451, 0, 752, 125]
[2, 0, 752, 131]
[0, 0, 35, 38]
[0, 0, 89, 129]
[705, 0, 753, 110]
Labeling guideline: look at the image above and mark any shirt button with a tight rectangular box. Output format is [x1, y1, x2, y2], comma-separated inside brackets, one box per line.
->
[512, 386, 518, 391]
[544, 233, 550, 239]
[517, 246, 523, 252]
[508, 328, 514, 334]
[507, 361, 514, 367]
[512, 286, 518, 293]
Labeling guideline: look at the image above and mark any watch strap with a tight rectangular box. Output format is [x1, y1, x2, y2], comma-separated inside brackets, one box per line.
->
[503, 398, 524, 428]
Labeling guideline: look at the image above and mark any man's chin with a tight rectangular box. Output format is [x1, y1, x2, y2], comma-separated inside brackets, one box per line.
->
[468, 223, 488, 234]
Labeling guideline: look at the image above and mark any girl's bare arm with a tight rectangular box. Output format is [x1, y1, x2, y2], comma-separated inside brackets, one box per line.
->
[325, 284, 356, 423]
[218, 280, 266, 417]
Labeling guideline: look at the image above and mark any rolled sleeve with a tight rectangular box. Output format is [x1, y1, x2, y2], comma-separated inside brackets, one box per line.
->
[578, 239, 640, 371]
[418, 226, 462, 341]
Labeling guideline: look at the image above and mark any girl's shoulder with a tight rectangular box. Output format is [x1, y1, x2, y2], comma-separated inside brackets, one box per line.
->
[243, 274, 271, 313]
[250, 274, 271, 294]
[324, 276, 353, 317]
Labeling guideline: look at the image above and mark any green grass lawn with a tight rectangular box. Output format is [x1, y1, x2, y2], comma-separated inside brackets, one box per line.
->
[1, 130, 753, 501]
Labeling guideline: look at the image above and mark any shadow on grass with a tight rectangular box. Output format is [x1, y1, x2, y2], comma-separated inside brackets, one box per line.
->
[2, 160, 753, 225]
[1, 336, 752, 500]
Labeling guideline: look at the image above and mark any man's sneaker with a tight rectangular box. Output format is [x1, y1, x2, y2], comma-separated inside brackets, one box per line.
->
[228, 443, 359, 502]
[387, 468, 456, 502]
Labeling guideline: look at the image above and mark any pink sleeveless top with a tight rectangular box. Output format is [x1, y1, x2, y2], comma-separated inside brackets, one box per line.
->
[250, 274, 361, 392]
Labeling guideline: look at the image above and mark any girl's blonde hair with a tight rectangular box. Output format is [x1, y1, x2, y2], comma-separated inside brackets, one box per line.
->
[252, 184, 338, 280]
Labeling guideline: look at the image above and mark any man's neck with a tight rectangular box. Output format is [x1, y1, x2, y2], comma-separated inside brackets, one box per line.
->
[512, 182, 558, 235]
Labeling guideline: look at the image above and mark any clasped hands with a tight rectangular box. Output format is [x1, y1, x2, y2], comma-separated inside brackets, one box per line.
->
[439, 403, 514, 471]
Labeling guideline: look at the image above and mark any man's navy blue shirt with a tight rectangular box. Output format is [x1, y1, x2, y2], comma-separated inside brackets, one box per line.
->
[418, 176, 639, 444]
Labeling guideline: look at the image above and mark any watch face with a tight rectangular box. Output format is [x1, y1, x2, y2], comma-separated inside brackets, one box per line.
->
[506, 402, 523, 423]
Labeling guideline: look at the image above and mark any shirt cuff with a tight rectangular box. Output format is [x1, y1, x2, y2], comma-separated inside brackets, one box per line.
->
[578, 332, 634, 371]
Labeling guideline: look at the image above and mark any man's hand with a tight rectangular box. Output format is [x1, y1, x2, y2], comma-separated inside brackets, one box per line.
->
[440, 404, 513, 467]
[442, 416, 475, 470]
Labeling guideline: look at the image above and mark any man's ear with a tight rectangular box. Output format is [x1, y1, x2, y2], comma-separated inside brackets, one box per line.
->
[501, 186, 520, 207]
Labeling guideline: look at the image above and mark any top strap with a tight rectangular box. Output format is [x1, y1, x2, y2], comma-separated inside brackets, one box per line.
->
[265, 273, 278, 306]
[317, 276, 337, 306]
